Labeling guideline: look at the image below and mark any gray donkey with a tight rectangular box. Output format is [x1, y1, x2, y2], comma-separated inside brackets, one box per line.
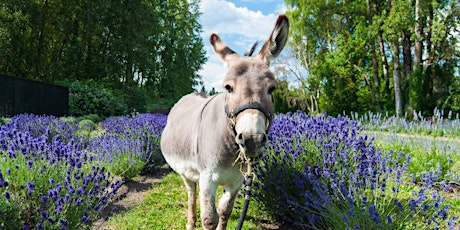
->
[160, 15, 289, 230]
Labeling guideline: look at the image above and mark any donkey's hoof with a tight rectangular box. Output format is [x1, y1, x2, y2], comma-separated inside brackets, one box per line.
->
[186, 223, 195, 230]
[202, 217, 218, 230]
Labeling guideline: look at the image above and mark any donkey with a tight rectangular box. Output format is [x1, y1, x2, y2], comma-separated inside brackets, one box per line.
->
[160, 15, 289, 230]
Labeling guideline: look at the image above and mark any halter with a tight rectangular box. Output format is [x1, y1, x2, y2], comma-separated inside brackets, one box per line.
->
[225, 103, 272, 136]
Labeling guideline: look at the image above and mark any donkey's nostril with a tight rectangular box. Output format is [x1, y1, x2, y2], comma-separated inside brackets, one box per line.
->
[262, 135, 267, 144]
[236, 133, 245, 146]
[236, 133, 267, 151]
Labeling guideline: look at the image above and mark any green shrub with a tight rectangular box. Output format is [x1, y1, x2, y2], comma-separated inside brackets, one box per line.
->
[67, 80, 128, 118]
[0, 118, 12, 126]
[76, 114, 103, 123]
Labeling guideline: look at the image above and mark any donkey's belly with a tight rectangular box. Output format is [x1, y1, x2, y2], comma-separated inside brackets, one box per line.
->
[164, 154, 201, 182]
[160, 93, 209, 182]
[161, 120, 201, 182]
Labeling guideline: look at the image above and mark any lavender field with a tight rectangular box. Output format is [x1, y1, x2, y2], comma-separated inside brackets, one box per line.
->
[1, 112, 459, 229]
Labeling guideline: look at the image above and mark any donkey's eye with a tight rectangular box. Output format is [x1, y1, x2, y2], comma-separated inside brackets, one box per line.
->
[268, 86, 276, 94]
[225, 84, 234, 93]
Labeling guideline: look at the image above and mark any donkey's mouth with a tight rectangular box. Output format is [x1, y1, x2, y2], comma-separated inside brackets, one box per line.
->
[236, 141, 267, 163]
[236, 144, 264, 163]
[235, 132, 267, 160]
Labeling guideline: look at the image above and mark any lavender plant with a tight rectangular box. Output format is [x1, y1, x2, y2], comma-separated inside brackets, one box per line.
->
[0, 113, 167, 228]
[87, 114, 167, 179]
[0, 120, 121, 229]
[253, 111, 457, 229]
[4, 114, 81, 144]
[376, 137, 460, 184]
[349, 108, 460, 138]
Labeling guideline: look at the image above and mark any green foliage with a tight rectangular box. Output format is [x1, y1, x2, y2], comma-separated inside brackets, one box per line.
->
[76, 114, 103, 124]
[0, 118, 11, 126]
[104, 154, 146, 180]
[410, 64, 454, 114]
[0, 0, 206, 111]
[285, 0, 460, 116]
[272, 80, 303, 113]
[440, 77, 460, 113]
[74, 119, 98, 138]
[67, 80, 128, 118]
[209, 87, 218, 96]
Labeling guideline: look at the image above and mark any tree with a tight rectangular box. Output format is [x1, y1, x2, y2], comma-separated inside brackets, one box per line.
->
[272, 47, 320, 114]
[209, 87, 218, 96]
[285, 0, 460, 116]
[0, 0, 206, 114]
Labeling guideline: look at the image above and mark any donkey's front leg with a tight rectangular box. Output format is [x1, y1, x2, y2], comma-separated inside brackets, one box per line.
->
[217, 179, 243, 230]
[199, 174, 219, 229]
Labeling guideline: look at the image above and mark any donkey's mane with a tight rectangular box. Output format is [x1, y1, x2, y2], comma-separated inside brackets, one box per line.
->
[244, 41, 260, 57]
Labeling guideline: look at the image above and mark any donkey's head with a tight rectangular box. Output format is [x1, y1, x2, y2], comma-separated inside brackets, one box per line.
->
[210, 15, 289, 159]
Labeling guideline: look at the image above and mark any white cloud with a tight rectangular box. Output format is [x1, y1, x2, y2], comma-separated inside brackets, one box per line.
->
[200, 0, 277, 41]
[274, 3, 287, 14]
[198, 0, 282, 91]
[198, 55, 227, 91]
[240, 0, 278, 2]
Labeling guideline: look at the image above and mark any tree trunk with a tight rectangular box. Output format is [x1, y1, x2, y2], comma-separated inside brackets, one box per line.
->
[402, 29, 412, 110]
[378, 30, 391, 100]
[402, 30, 412, 79]
[368, 0, 381, 111]
[426, 5, 433, 64]
[413, 0, 423, 72]
[391, 42, 403, 117]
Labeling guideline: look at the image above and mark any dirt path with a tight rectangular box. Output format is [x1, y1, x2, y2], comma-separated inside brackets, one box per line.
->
[362, 131, 460, 151]
[92, 165, 170, 230]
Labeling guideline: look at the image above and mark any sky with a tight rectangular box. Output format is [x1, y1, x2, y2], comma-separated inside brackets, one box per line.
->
[197, 0, 286, 92]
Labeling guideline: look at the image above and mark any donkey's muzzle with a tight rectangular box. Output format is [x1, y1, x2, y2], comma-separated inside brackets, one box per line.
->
[236, 133, 267, 157]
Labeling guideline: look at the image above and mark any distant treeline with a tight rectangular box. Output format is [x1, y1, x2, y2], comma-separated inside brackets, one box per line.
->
[0, 0, 206, 116]
[276, 0, 460, 117]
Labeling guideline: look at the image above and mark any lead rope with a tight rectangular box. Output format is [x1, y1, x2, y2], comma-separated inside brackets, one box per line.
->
[235, 159, 253, 230]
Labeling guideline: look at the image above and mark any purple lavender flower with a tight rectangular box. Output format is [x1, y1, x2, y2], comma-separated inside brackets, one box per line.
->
[60, 219, 69, 229]
[4, 191, 11, 200]
[368, 205, 381, 225]
[26, 181, 35, 191]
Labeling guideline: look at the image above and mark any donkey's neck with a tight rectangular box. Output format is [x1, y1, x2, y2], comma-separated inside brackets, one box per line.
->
[198, 93, 240, 167]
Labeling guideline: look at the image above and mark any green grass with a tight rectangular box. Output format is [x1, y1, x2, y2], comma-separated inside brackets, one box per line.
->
[104, 173, 274, 229]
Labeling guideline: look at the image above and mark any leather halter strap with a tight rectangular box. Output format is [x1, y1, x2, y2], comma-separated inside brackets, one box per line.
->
[225, 103, 272, 136]
[225, 103, 273, 121]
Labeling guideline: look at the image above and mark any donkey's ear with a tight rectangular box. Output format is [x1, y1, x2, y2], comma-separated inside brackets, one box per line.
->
[257, 14, 289, 64]
[210, 33, 239, 65]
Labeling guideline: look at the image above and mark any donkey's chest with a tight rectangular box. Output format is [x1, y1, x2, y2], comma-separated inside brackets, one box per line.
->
[205, 165, 244, 186]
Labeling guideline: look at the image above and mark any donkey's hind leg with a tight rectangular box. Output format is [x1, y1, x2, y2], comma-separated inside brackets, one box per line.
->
[181, 176, 197, 230]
